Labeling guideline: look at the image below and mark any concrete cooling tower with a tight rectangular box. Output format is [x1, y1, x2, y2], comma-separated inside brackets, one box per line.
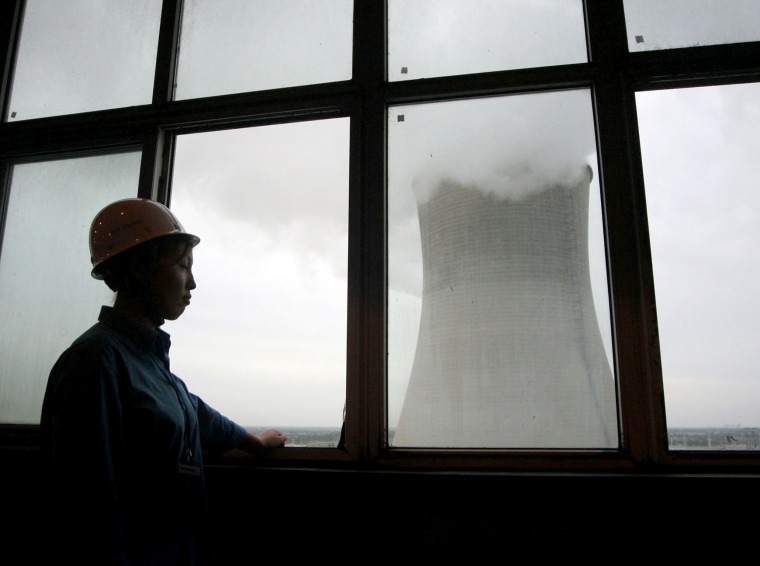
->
[392, 165, 618, 448]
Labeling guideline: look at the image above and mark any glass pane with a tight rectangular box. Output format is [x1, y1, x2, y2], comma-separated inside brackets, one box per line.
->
[0, 152, 140, 424]
[388, 90, 617, 449]
[637, 82, 760, 451]
[388, 0, 587, 82]
[7, 0, 162, 121]
[624, 0, 760, 52]
[170, 119, 349, 447]
[175, 0, 353, 100]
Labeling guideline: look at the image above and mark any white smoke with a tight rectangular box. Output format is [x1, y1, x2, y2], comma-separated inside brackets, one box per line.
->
[407, 89, 596, 204]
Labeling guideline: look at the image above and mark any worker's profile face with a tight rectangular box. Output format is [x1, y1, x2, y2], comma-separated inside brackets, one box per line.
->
[145, 242, 196, 324]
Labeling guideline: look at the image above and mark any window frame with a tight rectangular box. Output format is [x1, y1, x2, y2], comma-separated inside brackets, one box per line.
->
[1, 0, 760, 473]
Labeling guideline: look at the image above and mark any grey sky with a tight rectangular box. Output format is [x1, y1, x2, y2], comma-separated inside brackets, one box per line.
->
[168, 121, 350, 428]
[176, 0, 353, 98]
[624, 0, 760, 51]
[388, 0, 587, 80]
[8, 0, 160, 120]
[637, 82, 760, 427]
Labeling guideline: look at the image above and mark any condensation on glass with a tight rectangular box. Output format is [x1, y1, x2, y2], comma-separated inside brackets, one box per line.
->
[0, 152, 140, 424]
[169, 119, 349, 442]
[387, 90, 617, 449]
[175, 0, 353, 100]
[6, 0, 162, 121]
[637, 82, 760, 451]
[387, 0, 587, 82]
[624, 0, 760, 52]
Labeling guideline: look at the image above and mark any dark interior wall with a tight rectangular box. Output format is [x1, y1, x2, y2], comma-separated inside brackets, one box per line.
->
[204, 467, 621, 559]
[206, 467, 757, 561]
[3, 448, 758, 564]
[202, 469, 760, 563]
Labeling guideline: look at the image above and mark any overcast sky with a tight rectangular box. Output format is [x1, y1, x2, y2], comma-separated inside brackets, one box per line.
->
[167, 120, 350, 429]
[637, 83, 760, 427]
[3, 0, 760, 432]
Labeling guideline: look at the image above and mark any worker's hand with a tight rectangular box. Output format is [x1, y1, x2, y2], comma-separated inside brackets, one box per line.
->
[257, 429, 288, 450]
[236, 429, 287, 455]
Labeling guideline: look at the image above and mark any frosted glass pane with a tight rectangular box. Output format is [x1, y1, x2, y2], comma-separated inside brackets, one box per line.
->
[388, 0, 587, 82]
[637, 83, 760, 451]
[7, 0, 162, 121]
[0, 152, 141, 424]
[175, 0, 353, 100]
[388, 90, 617, 449]
[169, 119, 348, 444]
[624, 0, 760, 52]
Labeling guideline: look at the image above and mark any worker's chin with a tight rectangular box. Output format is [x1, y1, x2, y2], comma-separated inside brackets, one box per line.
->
[165, 313, 182, 322]
[162, 305, 186, 322]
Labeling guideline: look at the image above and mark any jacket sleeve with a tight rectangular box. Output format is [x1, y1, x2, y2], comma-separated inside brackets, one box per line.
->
[187, 388, 247, 455]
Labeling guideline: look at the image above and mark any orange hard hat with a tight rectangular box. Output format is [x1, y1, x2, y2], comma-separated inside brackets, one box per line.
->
[89, 198, 200, 279]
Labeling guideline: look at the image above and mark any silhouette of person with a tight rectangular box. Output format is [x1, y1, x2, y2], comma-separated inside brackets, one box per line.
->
[40, 198, 286, 565]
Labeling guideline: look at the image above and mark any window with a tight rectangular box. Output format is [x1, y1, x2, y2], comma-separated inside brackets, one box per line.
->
[387, 0, 587, 80]
[623, 0, 760, 52]
[0, 152, 141, 423]
[1, 0, 759, 471]
[387, 90, 617, 449]
[8, 0, 162, 121]
[175, 0, 353, 99]
[637, 82, 760, 451]
[169, 120, 349, 443]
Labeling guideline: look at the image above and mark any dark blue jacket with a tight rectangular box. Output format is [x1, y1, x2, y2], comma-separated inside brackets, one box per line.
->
[40, 306, 247, 565]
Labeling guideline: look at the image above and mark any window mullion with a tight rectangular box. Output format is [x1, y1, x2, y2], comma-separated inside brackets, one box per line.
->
[350, 0, 387, 461]
[586, 0, 664, 463]
[152, 0, 183, 108]
[139, 0, 182, 203]
[0, 0, 24, 123]
[137, 129, 170, 202]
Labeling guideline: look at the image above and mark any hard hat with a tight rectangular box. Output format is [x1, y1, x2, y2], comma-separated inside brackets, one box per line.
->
[90, 198, 200, 279]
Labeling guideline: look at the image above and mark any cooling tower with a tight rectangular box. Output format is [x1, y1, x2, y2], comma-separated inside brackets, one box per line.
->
[392, 165, 618, 448]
